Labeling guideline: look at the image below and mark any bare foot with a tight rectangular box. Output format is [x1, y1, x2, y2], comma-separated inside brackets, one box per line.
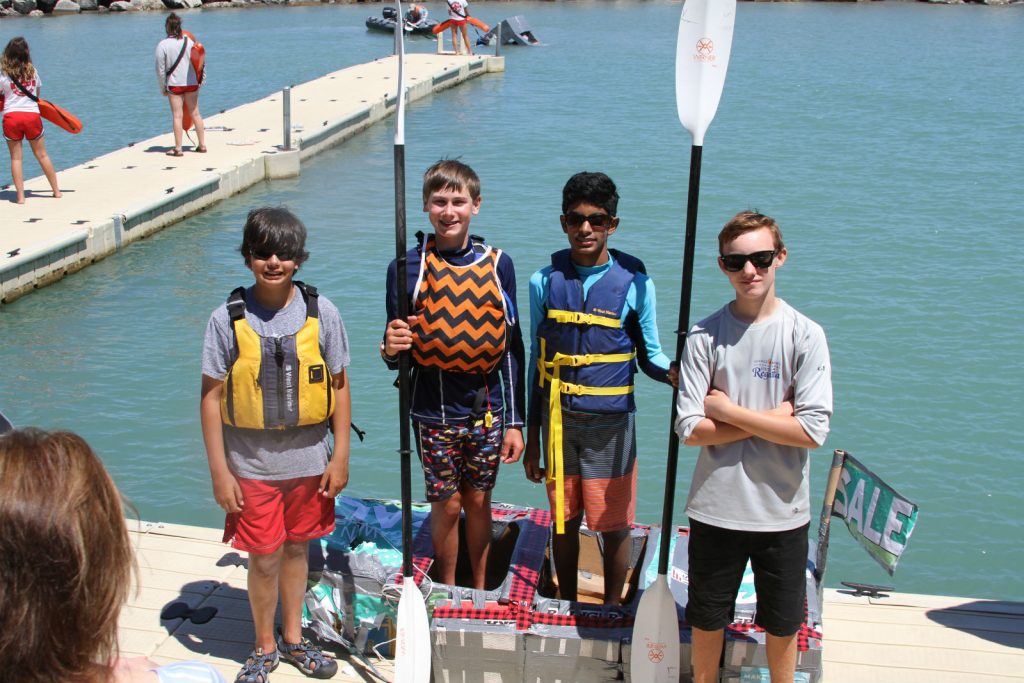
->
[16, 197, 25, 204]
[53, 191, 62, 199]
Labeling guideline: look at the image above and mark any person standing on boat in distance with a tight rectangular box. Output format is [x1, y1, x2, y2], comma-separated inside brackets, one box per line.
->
[0, 37, 61, 204]
[200, 207, 349, 683]
[0, 428, 226, 683]
[382, 159, 525, 590]
[675, 211, 833, 683]
[523, 171, 677, 604]
[156, 13, 206, 157]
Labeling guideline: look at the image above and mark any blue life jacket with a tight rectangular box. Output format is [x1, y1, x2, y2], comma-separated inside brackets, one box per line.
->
[536, 249, 644, 415]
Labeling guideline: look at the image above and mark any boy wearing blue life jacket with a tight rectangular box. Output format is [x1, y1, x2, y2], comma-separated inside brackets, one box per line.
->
[523, 171, 677, 604]
[381, 159, 526, 590]
[200, 207, 350, 683]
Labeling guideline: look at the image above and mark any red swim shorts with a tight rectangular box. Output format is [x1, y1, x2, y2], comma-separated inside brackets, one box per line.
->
[168, 85, 199, 95]
[3, 112, 43, 142]
[222, 475, 335, 555]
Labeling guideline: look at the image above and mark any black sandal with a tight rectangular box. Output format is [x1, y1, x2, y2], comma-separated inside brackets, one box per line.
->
[276, 636, 337, 679]
[235, 648, 278, 683]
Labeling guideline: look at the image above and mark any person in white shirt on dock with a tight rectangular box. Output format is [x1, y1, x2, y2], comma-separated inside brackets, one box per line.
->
[155, 13, 207, 158]
[0, 37, 61, 205]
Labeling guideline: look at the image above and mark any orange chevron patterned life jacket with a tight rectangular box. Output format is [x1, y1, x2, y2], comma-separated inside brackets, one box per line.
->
[411, 235, 507, 374]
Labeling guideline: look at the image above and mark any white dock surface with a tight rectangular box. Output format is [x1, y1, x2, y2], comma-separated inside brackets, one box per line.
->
[0, 53, 501, 304]
[126, 521, 1024, 683]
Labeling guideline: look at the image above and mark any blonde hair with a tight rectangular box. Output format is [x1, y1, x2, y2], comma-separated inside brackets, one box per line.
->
[718, 210, 785, 253]
[1, 37, 36, 84]
[422, 158, 481, 204]
[0, 429, 134, 683]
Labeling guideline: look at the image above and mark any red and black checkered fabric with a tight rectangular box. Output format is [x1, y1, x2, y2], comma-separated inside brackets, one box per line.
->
[722, 598, 822, 651]
[424, 511, 821, 652]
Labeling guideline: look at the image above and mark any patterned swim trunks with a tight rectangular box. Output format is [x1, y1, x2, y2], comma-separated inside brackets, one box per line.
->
[414, 416, 504, 502]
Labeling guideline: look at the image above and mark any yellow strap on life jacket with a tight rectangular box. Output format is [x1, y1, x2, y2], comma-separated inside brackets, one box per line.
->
[546, 309, 622, 329]
[538, 341, 635, 534]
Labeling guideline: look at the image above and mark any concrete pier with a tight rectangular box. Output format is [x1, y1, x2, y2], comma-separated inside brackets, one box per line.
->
[0, 53, 504, 304]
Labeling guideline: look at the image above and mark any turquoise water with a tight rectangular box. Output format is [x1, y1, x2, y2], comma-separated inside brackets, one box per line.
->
[1, 2, 1022, 602]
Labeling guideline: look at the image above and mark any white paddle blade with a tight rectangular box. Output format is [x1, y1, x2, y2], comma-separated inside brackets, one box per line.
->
[630, 576, 681, 683]
[675, 0, 737, 146]
[394, 0, 406, 145]
[394, 578, 431, 683]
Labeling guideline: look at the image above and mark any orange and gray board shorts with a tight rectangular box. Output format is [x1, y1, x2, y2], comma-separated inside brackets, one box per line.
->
[545, 411, 637, 532]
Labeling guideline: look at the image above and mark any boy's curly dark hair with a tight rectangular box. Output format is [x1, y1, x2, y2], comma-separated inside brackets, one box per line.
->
[561, 171, 619, 216]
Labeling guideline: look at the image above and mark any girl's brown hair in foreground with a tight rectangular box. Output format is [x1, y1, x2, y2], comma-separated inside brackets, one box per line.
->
[0, 429, 134, 683]
[1, 36, 37, 84]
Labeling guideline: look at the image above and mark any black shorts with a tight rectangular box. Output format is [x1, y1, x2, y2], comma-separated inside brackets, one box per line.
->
[685, 519, 809, 637]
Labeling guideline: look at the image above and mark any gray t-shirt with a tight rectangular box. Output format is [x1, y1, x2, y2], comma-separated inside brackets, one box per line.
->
[202, 285, 349, 480]
[675, 299, 832, 532]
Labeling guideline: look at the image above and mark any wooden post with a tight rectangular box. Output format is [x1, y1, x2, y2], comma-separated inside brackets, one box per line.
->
[815, 449, 848, 581]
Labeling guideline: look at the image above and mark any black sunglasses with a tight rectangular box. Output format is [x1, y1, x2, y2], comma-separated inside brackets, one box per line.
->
[251, 248, 298, 262]
[563, 211, 614, 231]
[719, 250, 777, 272]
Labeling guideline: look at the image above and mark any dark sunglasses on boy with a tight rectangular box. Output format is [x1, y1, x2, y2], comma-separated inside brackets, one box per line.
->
[250, 249, 297, 262]
[719, 250, 777, 272]
[563, 211, 615, 231]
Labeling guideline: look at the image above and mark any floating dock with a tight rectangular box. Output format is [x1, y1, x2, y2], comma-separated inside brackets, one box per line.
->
[0, 53, 503, 305]
[122, 521, 1024, 683]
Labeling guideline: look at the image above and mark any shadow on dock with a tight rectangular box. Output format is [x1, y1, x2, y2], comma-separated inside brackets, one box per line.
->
[926, 599, 1024, 649]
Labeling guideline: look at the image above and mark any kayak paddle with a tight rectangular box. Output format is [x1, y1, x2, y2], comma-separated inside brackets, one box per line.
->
[391, 5, 432, 682]
[630, 0, 737, 680]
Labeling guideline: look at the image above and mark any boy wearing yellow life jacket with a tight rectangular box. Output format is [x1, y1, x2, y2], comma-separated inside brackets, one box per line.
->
[523, 172, 678, 605]
[200, 207, 349, 683]
[382, 159, 526, 590]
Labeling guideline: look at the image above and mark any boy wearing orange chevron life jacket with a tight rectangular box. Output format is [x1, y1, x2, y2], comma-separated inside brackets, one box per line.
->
[200, 207, 349, 683]
[382, 159, 526, 590]
[523, 171, 678, 605]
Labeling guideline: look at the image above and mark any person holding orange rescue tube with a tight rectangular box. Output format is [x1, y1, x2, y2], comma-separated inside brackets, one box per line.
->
[0, 37, 61, 205]
[155, 13, 206, 157]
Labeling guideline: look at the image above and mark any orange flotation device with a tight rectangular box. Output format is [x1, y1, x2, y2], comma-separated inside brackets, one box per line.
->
[39, 99, 82, 134]
[183, 31, 205, 84]
[432, 16, 489, 34]
[180, 31, 205, 133]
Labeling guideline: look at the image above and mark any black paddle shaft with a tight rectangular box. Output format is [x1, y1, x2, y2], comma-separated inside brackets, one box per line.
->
[658, 144, 703, 576]
[394, 142, 414, 578]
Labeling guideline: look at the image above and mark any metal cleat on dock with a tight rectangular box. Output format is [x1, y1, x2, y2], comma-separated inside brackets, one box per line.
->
[841, 581, 894, 598]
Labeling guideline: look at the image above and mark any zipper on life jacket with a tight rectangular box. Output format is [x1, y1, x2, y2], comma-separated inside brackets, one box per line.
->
[225, 372, 235, 425]
[275, 338, 286, 427]
[569, 286, 586, 411]
[322, 343, 333, 419]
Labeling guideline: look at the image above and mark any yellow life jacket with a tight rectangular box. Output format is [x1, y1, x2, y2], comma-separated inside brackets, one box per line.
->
[220, 282, 334, 430]
[411, 234, 507, 374]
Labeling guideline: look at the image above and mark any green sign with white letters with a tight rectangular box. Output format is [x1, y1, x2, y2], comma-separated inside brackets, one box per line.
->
[832, 454, 919, 575]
